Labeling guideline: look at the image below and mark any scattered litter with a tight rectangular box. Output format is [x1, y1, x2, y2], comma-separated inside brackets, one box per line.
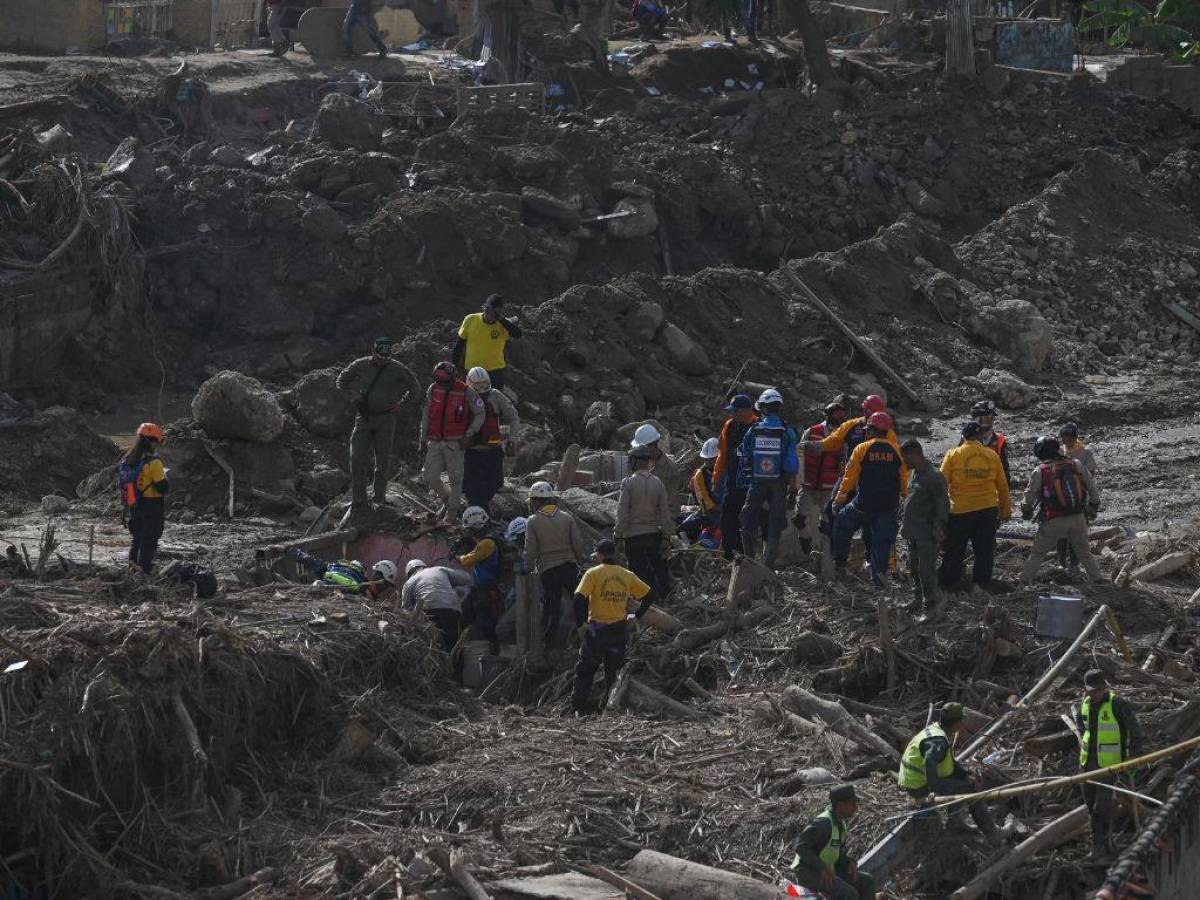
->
[546, 83, 567, 97]
[645, 85, 661, 96]
[701, 40, 721, 48]
[724, 78, 736, 88]
[3, 660, 29, 675]
[401, 40, 430, 51]
[699, 85, 715, 94]
[747, 63, 759, 74]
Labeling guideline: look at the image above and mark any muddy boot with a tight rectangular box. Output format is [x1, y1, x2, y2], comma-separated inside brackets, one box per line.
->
[270, 40, 288, 57]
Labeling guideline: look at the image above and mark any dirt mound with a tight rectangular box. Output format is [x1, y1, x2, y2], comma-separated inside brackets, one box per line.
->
[0, 396, 120, 500]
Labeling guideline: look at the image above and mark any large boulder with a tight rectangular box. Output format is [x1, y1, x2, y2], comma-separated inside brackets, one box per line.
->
[192, 371, 285, 443]
[969, 368, 1038, 409]
[314, 93, 383, 152]
[971, 297, 1053, 373]
[657, 322, 711, 376]
[512, 424, 555, 475]
[287, 367, 354, 438]
[626, 301, 664, 342]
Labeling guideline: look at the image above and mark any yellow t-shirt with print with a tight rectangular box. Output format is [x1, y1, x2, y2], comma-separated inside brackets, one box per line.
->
[458, 313, 511, 371]
[575, 563, 651, 625]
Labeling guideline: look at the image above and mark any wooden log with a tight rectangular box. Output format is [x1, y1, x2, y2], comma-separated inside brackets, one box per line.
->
[557, 443, 582, 492]
[1142, 624, 1177, 673]
[633, 598, 683, 635]
[589, 865, 664, 900]
[429, 847, 491, 900]
[255, 528, 361, 560]
[171, 692, 208, 766]
[726, 557, 775, 613]
[781, 685, 900, 760]
[752, 700, 824, 737]
[779, 266, 922, 406]
[623, 850, 781, 900]
[877, 593, 896, 691]
[1022, 729, 1077, 758]
[606, 661, 635, 713]
[949, 806, 1088, 900]
[1129, 550, 1193, 583]
[627, 679, 708, 720]
[671, 605, 776, 653]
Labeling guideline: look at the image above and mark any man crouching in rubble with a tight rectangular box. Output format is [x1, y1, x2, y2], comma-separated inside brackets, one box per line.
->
[789, 784, 876, 900]
[899, 703, 1005, 848]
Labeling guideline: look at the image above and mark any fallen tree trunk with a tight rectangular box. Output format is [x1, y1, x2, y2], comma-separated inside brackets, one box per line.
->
[1130, 550, 1193, 583]
[672, 605, 776, 653]
[950, 806, 1087, 900]
[628, 679, 708, 720]
[752, 699, 823, 737]
[634, 599, 683, 635]
[623, 850, 781, 900]
[429, 847, 491, 900]
[782, 685, 900, 760]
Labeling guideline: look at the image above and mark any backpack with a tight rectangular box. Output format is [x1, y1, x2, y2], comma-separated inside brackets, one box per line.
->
[117, 458, 149, 508]
[162, 562, 218, 598]
[1040, 460, 1087, 519]
[749, 424, 787, 483]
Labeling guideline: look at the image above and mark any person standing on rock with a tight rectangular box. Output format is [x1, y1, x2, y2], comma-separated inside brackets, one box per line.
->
[938, 421, 1010, 593]
[462, 367, 519, 513]
[118, 422, 169, 574]
[963, 400, 1011, 485]
[419, 362, 485, 522]
[1076, 668, 1144, 860]
[712, 394, 759, 560]
[453, 294, 522, 391]
[629, 423, 681, 517]
[900, 439, 949, 618]
[831, 412, 905, 588]
[1057, 422, 1098, 571]
[794, 398, 849, 570]
[524, 481, 587, 646]
[737, 389, 800, 569]
[788, 784, 875, 900]
[615, 444, 674, 599]
[571, 539, 658, 714]
[1020, 435, 1102, 584]
[342, 0, 389, 57]
[337, 337, 419, 519]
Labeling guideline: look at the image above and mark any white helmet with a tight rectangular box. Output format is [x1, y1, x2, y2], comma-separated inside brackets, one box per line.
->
[756, 388, 783, 409]
[462, 506, 489, 529]
[405, 559, 427, 576]
[529, 481, 556, 500]
[505, 516, 528, 540]
[466, 366, 491, 390]
[699, 437, 719, 459]
[372, 559, 398, 585]
[630, 423, 661, 448]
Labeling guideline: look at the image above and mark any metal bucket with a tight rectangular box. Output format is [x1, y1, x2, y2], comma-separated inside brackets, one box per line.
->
[1036, 594, 1083, 640]
[460, 640, 492, 688]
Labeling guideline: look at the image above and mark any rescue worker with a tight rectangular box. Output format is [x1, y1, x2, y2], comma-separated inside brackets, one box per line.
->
[401, 559, 474, 657]
[456, 506, 509, 641]
[629, 422, 681, 517]
[1020, 436, 1102, 584]
[571, 539, 658, 713]
[418, 362, 485, 522]
[524, 481, 587, 645]
[265, 0, 291, 57]
[966, 400, 1011, 485]
[462, 366, 520, 512]
[712, 394, 759, 560]
[118, 422, 169, 574]
[900, 439, 949, 618]
[1057, 422, 1098, 570]
[615, 444, 674, 599]
[337, 337, 419, 518]
[632, 0, 668, 38]
[453, 294, 522, 391]
[789, 784, 875, 900]
[938, 421, 1011, 593]
[738, 388, 800, 568]
[681, 437, 720, 544]
[802, 394, 898, 460]
[287, 548, 397, 599]
[899, 703, 1003, 847]
[831, 412, 906, 587]
[342, 0, 389, 57]
[1077, 669, 1144, 860]
[795, 399, 849, 565]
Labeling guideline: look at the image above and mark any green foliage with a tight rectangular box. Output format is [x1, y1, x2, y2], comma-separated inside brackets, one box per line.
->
[1080, 0, 1200, 60]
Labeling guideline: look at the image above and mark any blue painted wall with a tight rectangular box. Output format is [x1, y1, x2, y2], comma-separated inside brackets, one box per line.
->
[995, 20, 1074, 72]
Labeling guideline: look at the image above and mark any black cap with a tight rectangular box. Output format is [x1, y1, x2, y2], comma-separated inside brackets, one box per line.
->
[373, 336, 394, 348]
[939, 702, 965, 725]
[824, 400, 847, 416]
[1084, 669, 1107, 689]
[1059, 422, 1080, 438]
[961, 421, 983, 439]
[594, 539, 617, 557]
[829, 783, 857, 804]
[901, 438, 924, 456]
[483, 293, 503, 310]
[725, 394, 754, 412]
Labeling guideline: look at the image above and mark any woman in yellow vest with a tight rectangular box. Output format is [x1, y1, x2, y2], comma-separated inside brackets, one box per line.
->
[898, 703, 1003, 847]
[789, 784, 875, 899]
[1077, 669, 1144, 860]
[118, 422, 169, 574]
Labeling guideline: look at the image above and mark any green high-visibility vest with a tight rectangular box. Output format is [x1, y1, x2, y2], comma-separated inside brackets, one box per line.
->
[898, 724, 955, 790]
[789, 808, 845, 872]
[1080, 694, 1124, 769]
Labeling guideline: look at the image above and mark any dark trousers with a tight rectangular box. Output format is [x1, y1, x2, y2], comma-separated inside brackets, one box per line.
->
[486, 367, 506, 390]
[939, 507, 999, 588]
[625, 532, 670, 599]
[539, 562, 579, 643]
[907, 774, 996, 837]
[128, 503, 165, 573]
[463, 448, 505, 511]
[572, 622, 627, 712]
[342, 0, 387, 52]
[792, 865, 875, 900]
[909, 537, 941, 605]
[740, 480, 788, 548]
[426, 607, 462, 657]
[349, 413, 396, 504]
[463, 586, 502, 641]
[721, 488, 748, 559]
[1082, 766, 1114, 851]
[832, 505, 897, 581]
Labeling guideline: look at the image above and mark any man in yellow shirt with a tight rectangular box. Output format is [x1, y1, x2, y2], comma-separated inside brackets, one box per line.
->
[939, 421, 1011, 592]
[453, 294, 522, 390]
[572, 539, 658, 713]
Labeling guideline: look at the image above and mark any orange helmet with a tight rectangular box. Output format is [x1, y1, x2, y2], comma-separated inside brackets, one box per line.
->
[137, 422, 165, 441]
[867, 411, 893, 432]
[862, 394, 886, 415]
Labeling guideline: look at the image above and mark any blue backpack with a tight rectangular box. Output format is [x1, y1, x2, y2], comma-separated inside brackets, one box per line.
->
[117, 459, 149, 508]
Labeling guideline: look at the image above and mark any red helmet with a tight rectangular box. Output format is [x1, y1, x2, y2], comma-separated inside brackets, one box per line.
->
[862, 394, 886, 415]
[432, 361, 456, 382]
[867, 411, 893, 432]
[137, 422, 165, 441]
